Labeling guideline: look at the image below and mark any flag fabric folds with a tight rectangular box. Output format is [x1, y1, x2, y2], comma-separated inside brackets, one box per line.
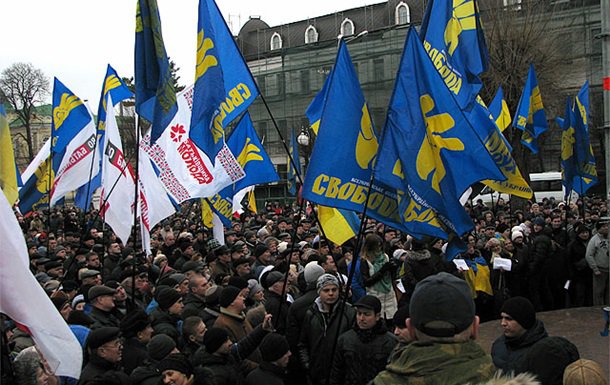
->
[207, 113, 279, 226]
[305, 70, 332, 135]
[189, 0, 259, 159]
[317, 206, 360, 246]
[18, 140, 55, 214]
[50, 78, 91, 154]
[100, 95, 135, 243]
[301, 40, 406, 233]
[560, 96, 577, 199]
[572, 81, 598, 194]
[0, 188, 83, 379]
[489, 86, 511, 132]
[287, 128, 301, 196]
[247, 188, 257, 213]
[375, 28, 504, 237]
[135, 0, 178, 144]
[419, 0, 488, 109]
[0, 105, 18, 204]
[513, 64, 548, 154]
[75, 65, 134, 210]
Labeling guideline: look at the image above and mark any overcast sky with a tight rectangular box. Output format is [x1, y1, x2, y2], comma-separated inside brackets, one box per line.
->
[1, 0, 375, 106]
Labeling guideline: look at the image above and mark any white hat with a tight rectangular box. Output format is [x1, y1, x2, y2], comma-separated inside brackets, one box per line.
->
[511, 230, 524, 241]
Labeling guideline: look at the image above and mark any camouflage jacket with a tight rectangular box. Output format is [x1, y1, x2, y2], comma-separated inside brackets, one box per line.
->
[373, 339, 496, 385]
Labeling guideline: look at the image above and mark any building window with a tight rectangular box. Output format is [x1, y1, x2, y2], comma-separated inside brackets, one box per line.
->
[373, 58, 384, 82]
[341, 18, 354, 37]
[395, 2, 410, 25]
[503, 0, 522, 10]
[305, 25, 318, 44]
[270, 32, 282, 50]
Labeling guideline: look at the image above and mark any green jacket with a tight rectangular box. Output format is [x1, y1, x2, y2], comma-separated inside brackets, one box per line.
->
[373, 339, 496, 385]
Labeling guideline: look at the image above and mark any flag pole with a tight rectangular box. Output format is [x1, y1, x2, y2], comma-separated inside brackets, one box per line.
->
[131, 116, 142, 308]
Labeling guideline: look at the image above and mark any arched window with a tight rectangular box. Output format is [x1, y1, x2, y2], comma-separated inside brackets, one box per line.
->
[395, 2, 410, 25]
[305, 25, 318, 44]
[270, 32, 282, 50]
[340, 18, 354, 37]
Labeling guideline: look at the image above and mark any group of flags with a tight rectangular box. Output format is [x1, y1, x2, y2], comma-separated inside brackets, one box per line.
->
[0, 0, 601, 378]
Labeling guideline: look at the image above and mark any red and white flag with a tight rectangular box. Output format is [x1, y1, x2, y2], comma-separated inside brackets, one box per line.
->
[0, 187, 82, 379]
[100, 95, 135, 244]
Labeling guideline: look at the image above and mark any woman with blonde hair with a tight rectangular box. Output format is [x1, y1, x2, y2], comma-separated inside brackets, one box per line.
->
[360, 233, 398, 323]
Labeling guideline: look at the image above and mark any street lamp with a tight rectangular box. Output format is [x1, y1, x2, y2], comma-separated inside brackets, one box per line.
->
[297, 128, 310, 147]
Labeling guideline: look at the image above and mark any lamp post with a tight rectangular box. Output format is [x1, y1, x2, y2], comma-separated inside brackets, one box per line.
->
[297, 127, 311, 172]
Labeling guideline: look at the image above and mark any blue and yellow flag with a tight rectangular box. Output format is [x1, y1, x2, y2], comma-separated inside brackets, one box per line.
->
[207, 113, 279, 226]
[513, 64, 548, 154]
[301, 41, 406, 233]
[305, 70, 332, 136]
[74, 65, 133, 210]
[0, 105, 18, 205]
[18, 144, 64, 214]
[489, 86, 511, 132]
[375, 28, 504, 237]
[189, 0, 259, 159]
[287, 128, 301, 196]
[560, 96, 577, 199]
[318, 205, 360, 246]
[135, 0, 178, 143]
[572, 81, 597, 194]
[420, 0, 488, 109]
[51, 78, 91, 154]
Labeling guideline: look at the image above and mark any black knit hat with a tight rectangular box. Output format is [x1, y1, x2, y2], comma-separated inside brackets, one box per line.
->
[86, 327, 121, 350]
[393, 305, 410, 329]
[147, 334, 176, 361]
[219, 286, 241, 308]
[254, 244, 269, 258]
[227, 276, 248, 290]
[259, 333, 290, 362]
[203, 327, 229, 353]
[155, 287, 182, 310]
[501, 296, 536, 330]
[158, 353, 193, 377]
[119, 310, 150, 338]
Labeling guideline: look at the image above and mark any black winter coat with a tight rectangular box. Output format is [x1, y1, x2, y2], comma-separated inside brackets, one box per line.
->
[150, 307, 181, 343]
[491, 319, 548, 373]
[246, 361, 286, 385]
[182, 292, 207, 320]
[121, 338, 148, 375]
[329, 323, 397, 385]
[285, 285, 318, 352]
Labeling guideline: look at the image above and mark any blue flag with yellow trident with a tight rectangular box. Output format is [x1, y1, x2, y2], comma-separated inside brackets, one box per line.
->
[573, 81, 598, 194]
[301, 40, 406, 233]
[375, 28, 504, 236]
[189, 0, 259, 160]
[513, 64, 548, 154]
[560, 96, 577, 199]
[489, 86, 511, 132]
[207, 113, 279, 226]
[135, 0, 178, 144]
[51, 78, 91, 154]
[305, 70, 332, 136]
[287, 128, 301, 196]
[420, 0, 488, 109]
[74, 65, 133, 210]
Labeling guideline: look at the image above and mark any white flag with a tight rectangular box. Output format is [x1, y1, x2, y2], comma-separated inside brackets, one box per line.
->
[100, 95, 135, 244]
[138, 144, 175, 256]
[141, 85, 244, 203]
[50, 117, 99, 207]
[0, 187, 82, 379]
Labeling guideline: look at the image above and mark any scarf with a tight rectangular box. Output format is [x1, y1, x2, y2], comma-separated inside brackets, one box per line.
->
[371, 252, 392, 293]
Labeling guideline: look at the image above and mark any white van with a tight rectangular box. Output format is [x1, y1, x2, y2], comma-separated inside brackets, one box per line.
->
[472, 171, 575, 206]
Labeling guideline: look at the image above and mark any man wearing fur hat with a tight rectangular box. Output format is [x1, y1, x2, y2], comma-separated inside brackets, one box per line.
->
[298, 274, 355, 385]
[373, 272, 496, 385]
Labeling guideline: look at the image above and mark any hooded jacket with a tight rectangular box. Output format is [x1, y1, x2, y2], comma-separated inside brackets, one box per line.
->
[491, 319, 548, 373]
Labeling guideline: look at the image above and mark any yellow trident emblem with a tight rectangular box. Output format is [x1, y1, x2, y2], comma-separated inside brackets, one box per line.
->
[444, 0, 476, 56]
[561, 127, 575, 161]
[195, 29, 218, 81]
[416, 94, 464, 193]
[355, 104, 378, 170]
[237, 138, 263, 167]
[53, 93, 83, 131]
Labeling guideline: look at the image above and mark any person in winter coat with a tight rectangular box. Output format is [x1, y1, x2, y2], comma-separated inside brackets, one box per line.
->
[150, 287, 184, 343]
[491, 296, 549, 374]
[119, 310, 153, 374]
[567, 224, 593, 307]
[246, 333, 291, 385]
[585, 219, 609, 306]
[78, 327, 130, 385]
[130, 334, 179, 385]
[399, 238, 443, 308]
[528, 218, 555, 311]
[330, 295, 397, 385]
[298, 274, 355, 385]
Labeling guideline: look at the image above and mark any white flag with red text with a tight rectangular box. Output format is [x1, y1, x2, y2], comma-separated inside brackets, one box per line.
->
[100, 95, 135, 243]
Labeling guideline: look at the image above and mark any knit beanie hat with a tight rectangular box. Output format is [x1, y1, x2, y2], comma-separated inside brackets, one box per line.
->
[227, 276, 248, 290]
[203, 327, 229, 353]
[147, 334, 176, 361]
[155, 287, 182, 310]
[254, 244, 269, 258]
[317, 274, 340, 294]
[511, 230, 524, 241]
[119, 310, 150, 338]
[563, 359, 607, 385]
[219, 286, 241, 308]
[259, 333, 290, 362]
[501, 296, 536, 329]
[303, 261, 325, 285]
[158, 353, 193, 377]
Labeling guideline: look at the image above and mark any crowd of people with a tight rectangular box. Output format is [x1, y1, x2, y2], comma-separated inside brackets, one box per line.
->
[1, 195, 608, 385]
